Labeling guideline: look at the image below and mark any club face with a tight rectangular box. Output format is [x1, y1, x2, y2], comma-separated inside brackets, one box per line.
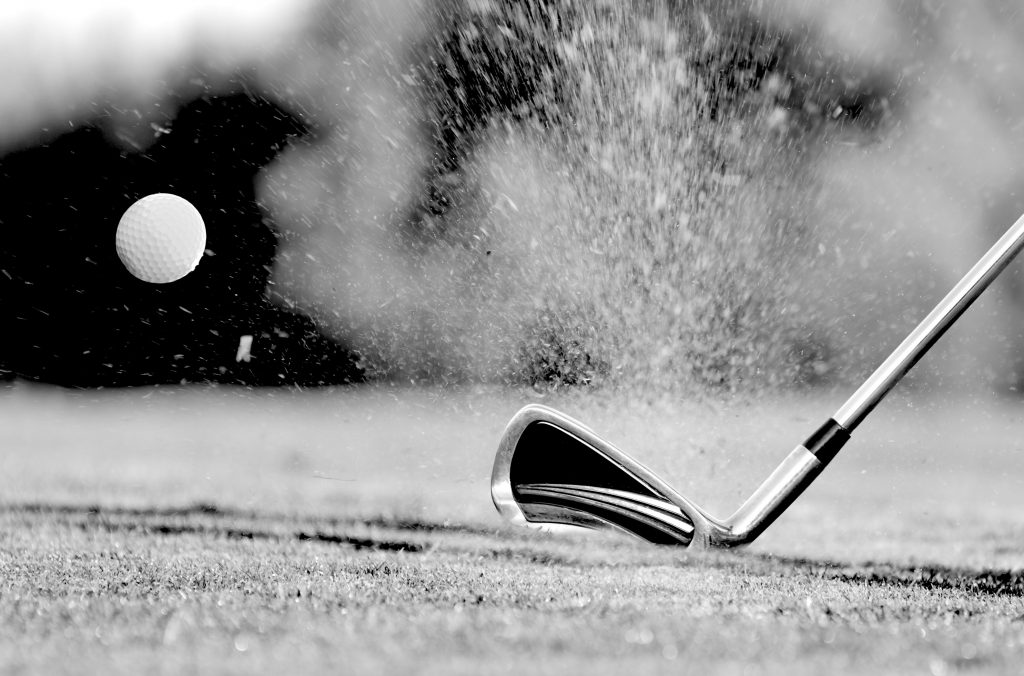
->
[491, 404, 705, 547]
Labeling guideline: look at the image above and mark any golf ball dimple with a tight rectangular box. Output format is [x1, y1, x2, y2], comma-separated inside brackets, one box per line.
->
[115, 193, 206, 283]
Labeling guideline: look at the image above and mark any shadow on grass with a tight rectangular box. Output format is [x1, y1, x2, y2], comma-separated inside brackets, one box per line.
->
[762, 554, 1024, 599]
[6, 501, 492, 534]
[2, 501, 603, 568]
[5, 502, 1024, 598]
[4, 501, 434, 553]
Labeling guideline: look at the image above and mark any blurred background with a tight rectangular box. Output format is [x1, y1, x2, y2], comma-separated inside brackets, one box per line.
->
[3, 0, 1024, 396]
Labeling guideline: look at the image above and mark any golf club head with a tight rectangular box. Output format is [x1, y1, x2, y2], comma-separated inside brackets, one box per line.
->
[491, 404, 716, 547]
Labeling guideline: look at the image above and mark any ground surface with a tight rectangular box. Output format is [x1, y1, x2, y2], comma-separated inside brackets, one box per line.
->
[3, 383, 1024, 674]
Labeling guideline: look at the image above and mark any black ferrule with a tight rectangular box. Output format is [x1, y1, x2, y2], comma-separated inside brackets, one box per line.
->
[803, 418, 850, 466]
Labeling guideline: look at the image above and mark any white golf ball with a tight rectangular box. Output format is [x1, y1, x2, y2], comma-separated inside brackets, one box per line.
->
[115, 193, 206, 283]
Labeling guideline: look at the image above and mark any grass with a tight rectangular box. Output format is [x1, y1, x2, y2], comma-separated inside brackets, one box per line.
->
[3, 384, 1024, 674]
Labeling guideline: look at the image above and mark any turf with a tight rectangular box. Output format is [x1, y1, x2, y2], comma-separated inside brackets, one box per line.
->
[3, 384, 1024, 674]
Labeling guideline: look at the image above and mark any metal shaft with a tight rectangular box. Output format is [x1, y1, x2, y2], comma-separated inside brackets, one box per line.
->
[834, 213, 1024, 431]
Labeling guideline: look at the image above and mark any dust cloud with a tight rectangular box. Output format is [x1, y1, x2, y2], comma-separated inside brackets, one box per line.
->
[8, 0, 1024, 394]
[758, 1, 1024, 392]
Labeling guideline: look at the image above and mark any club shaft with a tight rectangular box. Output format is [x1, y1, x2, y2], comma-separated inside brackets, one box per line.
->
[834, 212, 1024, 431]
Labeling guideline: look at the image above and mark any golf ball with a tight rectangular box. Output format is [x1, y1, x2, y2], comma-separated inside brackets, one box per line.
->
[115, 193, 206, 283]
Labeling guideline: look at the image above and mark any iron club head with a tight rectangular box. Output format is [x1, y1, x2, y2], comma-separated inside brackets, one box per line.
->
[491, 403, 848, 548]
[491, 404, 702, 546]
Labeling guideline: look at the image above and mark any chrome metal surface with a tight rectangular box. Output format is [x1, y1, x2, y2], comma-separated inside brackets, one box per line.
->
[834, 212, 1024, 430]
[491, 404, 718, 546]
[491, 405, 831, 548]
[716, 445, 822, 546]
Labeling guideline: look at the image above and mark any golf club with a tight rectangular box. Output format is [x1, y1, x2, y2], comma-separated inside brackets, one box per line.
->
[492, 211, 1024, 548]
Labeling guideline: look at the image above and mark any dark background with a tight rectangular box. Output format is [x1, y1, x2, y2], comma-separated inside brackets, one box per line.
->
[0, 6, 557, 391]
[0, 91, 362, 388]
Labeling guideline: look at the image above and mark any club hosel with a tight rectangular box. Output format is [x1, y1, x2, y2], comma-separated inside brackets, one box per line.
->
[715, 419, 850, 547]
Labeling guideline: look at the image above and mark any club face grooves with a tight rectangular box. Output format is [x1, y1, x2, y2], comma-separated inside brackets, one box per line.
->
[492, 407, 696, 546]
